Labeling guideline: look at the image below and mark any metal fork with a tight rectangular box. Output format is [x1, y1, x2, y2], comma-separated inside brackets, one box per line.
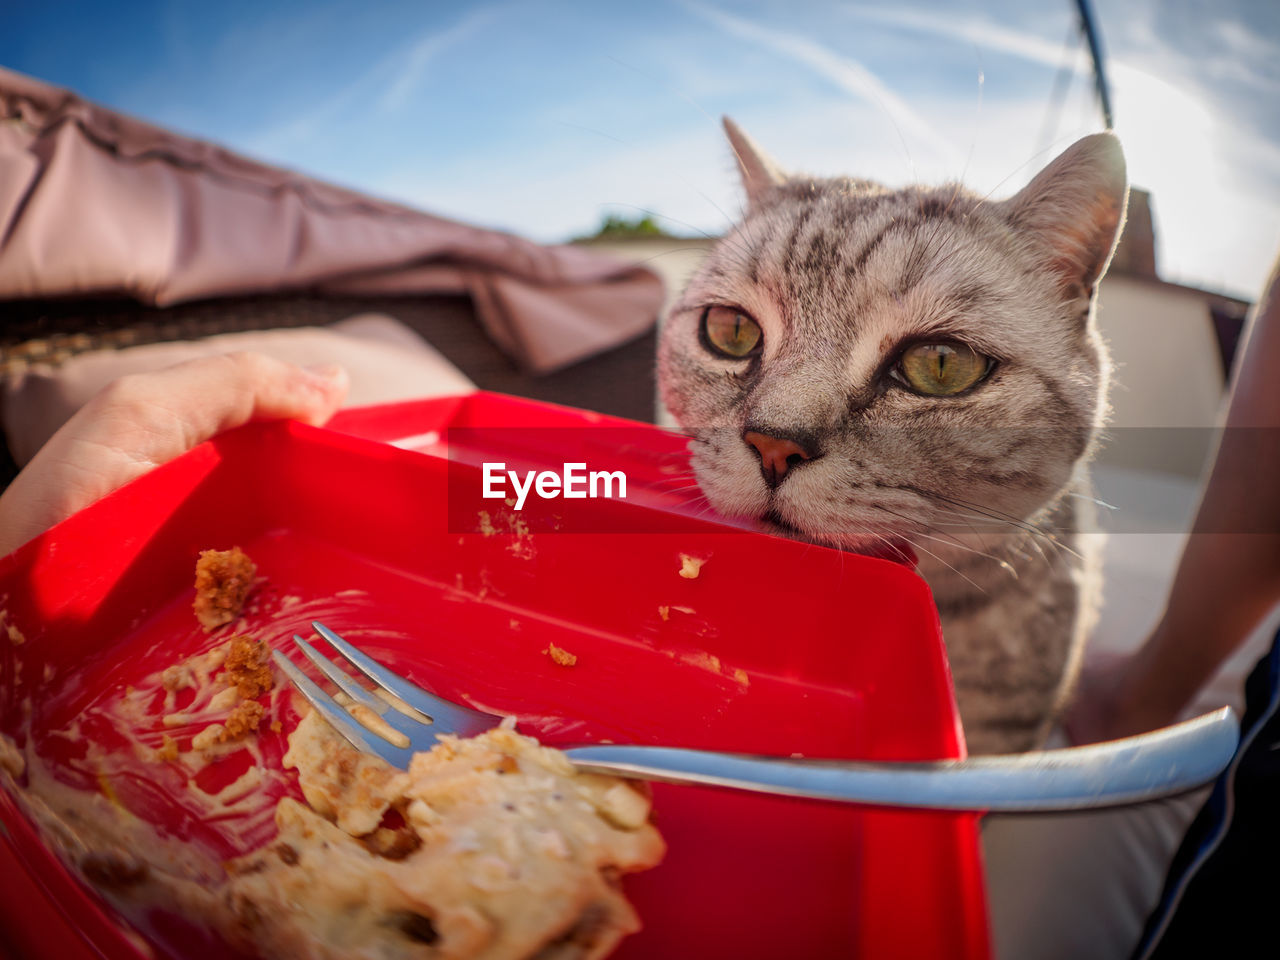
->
[272, 621, 1240, 813]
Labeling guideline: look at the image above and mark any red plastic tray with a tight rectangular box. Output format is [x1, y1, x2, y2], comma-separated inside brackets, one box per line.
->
[0, 392, 989, 960]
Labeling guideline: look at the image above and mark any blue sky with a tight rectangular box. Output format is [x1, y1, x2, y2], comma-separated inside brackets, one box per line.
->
[4, 0, 1278, 299]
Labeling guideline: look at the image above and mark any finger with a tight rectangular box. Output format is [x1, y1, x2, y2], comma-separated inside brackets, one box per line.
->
[0, 353, 349, 555]
[89, 352, 350, 454]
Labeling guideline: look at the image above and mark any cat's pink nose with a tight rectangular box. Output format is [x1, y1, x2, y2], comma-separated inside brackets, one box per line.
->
[743, 431, 814, 488]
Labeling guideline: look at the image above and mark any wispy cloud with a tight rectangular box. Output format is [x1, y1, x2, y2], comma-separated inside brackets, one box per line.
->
[1203, 20, 1280, 95]
[843, 6, 1079, 74]
[1212, 18, 1280, 63]
[846, 6, 1280, 125]
[247, 72, 376, 158]
[682, 1, 960, 168]
[378, 7, 498, 113]
[247, 5, 498, 157]
[831, 4, 1280, 298]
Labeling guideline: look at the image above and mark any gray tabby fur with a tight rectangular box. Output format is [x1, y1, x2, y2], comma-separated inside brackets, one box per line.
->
[657, 119, 1128, 754]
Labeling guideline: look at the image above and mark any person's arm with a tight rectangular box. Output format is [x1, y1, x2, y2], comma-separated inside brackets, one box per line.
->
[1069, 253, 1280, 744]
[0, 352, 348, 557]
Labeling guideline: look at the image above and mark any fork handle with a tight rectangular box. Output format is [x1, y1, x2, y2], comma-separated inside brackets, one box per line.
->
[562, 707, 1239, 812]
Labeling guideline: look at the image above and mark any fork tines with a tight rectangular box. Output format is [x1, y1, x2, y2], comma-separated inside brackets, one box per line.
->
[272, 621, 501, 770]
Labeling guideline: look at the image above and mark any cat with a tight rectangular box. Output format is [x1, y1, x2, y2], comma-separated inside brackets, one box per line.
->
[657, 119, 1128, 754]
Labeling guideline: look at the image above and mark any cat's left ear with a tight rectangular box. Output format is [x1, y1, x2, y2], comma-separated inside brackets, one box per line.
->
[1002, 132, 1128, 296]
[723, 117, 787, 206]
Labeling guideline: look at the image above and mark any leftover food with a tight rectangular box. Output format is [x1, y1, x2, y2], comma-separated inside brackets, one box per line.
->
[193, 547, 257, 630]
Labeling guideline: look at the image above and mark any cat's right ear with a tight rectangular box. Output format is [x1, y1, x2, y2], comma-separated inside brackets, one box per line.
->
[723, 117, 786, 206]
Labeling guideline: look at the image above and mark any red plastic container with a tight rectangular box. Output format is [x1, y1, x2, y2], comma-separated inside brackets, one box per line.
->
[0, 392, 989, 960]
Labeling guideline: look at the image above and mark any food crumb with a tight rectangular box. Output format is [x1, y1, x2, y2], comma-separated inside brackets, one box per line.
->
[678, 554, 705, 579]
[223, 636, 274, 699]
[657, 605, 670, 622]
[220, 700, 266, 742]
[0, 734, 25, 776]
[596, 782, 650, 830]
[193, 547, 257, 630]
[0, 611, 24, 646]
[733, 668, 750, 687]
[157, 735, 180, 762]
[161, 664, 195, 693]
[544, 644, 578, 667]
[685, 651, 721, 673]
[191, 724, 224, 752]
[192, 699, 266, 751]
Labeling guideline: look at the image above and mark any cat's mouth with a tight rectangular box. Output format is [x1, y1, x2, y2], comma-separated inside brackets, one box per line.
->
[761, 507, 800, 535]
[758, 509, 917, 567]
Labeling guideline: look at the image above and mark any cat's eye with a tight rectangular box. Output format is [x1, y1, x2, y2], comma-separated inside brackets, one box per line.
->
[702, 306, 762, 359]
[895, 342, 990, 396]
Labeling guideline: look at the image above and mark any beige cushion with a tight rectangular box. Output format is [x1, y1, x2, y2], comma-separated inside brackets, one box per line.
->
[3, 314, 474, 466]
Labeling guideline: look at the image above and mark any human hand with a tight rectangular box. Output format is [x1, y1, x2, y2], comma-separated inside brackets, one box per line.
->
[1063, 643, 1186, 745]
[0, 352, 348, 557]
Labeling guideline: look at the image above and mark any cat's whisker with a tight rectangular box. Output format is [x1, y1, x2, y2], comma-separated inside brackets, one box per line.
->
[685, 226, 758, 275]
[929, 516, 1029, 566]
[1066, 490, 1117, 511]
[924, 505, 1016, 534]
[555, 107, 738, 232]
[687, 182, 737, 236]
[917, 495, 1079, 568]
[671, 491, 718, 522]
[681, 431, 713, 446]
[603, 53, 717, 121]
[687, 504, 718, 522]
[917, 490, 1079, 557]
[943, 181, 966, 218]
[856, 530, 898, 567]
[629, 247, 723, 271]
[909, 493, 1025, 532]
[872, 505, 1016, 579]
[900, 537, 988, 596]
[677, 212, 763, 270]
[917, 531, 1018, 580]
[919, 519, 1005, 562]
[601, 203, 720, 243]
[646, 469, 699, 484]
[977, 130, 1082, 209]
[661, 483, 709, 498]
[827, 526, 896, 568]
[951, 52, 985, 196]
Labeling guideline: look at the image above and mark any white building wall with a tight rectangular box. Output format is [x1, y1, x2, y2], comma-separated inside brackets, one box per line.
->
[1093, 274, 1226, 476]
